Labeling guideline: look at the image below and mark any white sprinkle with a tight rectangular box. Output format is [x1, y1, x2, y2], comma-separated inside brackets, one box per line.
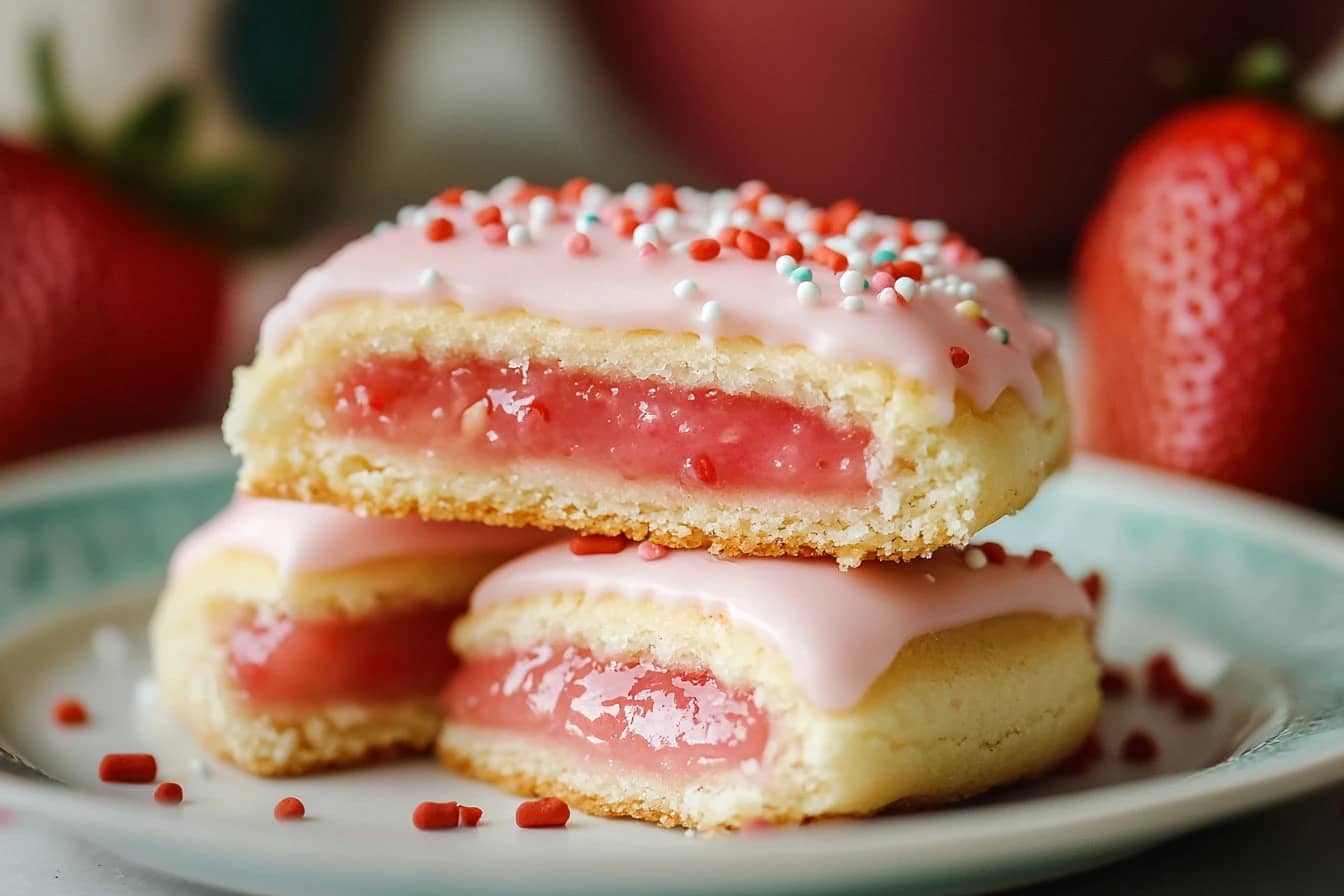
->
[841, 295, 864, 312]
[775, 255, 798, 275]
[670, 240, 691, 254]
[189, 758, 212, 779]
[492, 175, 525, 199]
[624, 182, 651, 209]
[758, 193, 786, 219]
[91, 625, 129, 665]
[989, 325, 1010, 344]
[396, 204, 420, 225]
[575, 214, 599, 235]
[460, 189, 488, 210]
[785, 205, 813, 232]
[894, 276, 918, 300]
[845, 216, 874, 241]
[877, 287, 898, 305]
[431, 406, 445, 419]
[921, 263, 944, 280]
[675, 186, 702, 208]
[846, 251, 870, 272]
[500, 207, 519, 227]
[825, 235, 857, 254]
[711, 188, 737, 208]
[964, 547, 988, 569]
[699, 300, 722, 324]
[957, 281, 980, 300]
[418, 267, 443, 288]
[410, 207, 431, 228]
[507, 224, 531, 247]
[372, 220, 392, 235]
[579, 182, 611, 209]
[133, 676, 159, 709]
[673, 279, 698, 299]
[796, 282, 821, 305]
[798, 231, 820, 252]
[954, 299, 983, 319]
[920, 283, 935, 298]
[839, 270, 866, 295]
[875, 237, 900, 254]
[528, 195, 557, 224]
[707, 208, 731, 236]
[653, 207, 680, 237]
[912, 219, 948, 242]
[632, 223, 660, 247]
[729, 208, 754, 229]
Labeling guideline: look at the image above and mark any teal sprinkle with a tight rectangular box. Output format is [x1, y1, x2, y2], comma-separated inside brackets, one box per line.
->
[373, 221, 393, 234]
[790, 266, 813, 283]
[873, 249, 898, 264]
[582, 213, 599, 224]
[990, 326, 1010, 345]
[863, 278, 870, 290]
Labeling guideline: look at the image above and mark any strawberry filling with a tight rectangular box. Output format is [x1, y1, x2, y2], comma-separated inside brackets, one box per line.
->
[444, 645, 769, 775]
[326, 357, 872, 495]
[227, 603, 460, 707]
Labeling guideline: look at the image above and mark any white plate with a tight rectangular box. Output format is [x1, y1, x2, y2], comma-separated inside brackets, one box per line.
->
[1, 429, 1343, 896]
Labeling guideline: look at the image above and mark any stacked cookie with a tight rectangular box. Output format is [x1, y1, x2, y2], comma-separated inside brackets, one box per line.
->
[158, 178, 1099, 828]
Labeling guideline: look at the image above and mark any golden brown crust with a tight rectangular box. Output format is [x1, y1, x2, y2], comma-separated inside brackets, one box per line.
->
[224, 300, 1070, 566]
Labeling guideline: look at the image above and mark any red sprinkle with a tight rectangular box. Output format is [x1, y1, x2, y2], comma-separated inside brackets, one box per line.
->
[412, 801, 459, 830]
[459, 805, 483, 827]
[1145, 652, 1185, 701]
[425, 217, 455, 242]
[436, 186, 465, 207]
[735, 229, 770, 260]
[824, 198, 862, 235]
[1099, 667, 1131, 699]
[813, 245, 847, 273]
[559, 177, 590, 204]
[1179, 691, 1214, 720]
[1081, 571, 1105, 606]
[1027, 548, 1054, 567]
[473, 205, 502, 228]
[569, 534, 627, 556]
[649, 182, 679, 211]
[615, 212, 640, 239]
[154, 782, 183, 806]
[565, 232, 591, 256]
[516, 797, 570, 829]
[688, 238, 721, 261]
[638, 541, 670, 561]
[716, 226, 741, 247]
[689, 454, 718, 486]
[482, 223, 507, 245]
[99, 753, 156, 784]
[889, 260, 924, 281]
[1121, 730, 1159, 764]
[772, 236, 804, 260]
[51, 697, 88, 726]
[274, 797, 305, 820]
[949, 346, 970, 368]
[1055, 731, 1102, 775]
[978, 542, 1007, 565]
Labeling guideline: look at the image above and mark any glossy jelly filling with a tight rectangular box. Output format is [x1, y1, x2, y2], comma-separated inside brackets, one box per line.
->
[444, 644, 769, 775]
[228, 603, 461, 707]
[327, 357, 872, 495]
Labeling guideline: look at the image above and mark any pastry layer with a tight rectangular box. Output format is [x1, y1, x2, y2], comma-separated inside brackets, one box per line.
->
[441, 603, 1098, 829]
[439, 545, 1098, 828]
[152, 500, 546, 775]
[225, 301, 1069, 566]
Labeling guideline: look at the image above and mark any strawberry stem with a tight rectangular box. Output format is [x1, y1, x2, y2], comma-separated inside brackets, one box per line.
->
[30, 32, 83, 157]
[1235, 43, 1295, 103]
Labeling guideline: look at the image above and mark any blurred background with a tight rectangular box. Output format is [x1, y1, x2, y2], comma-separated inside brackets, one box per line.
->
[2, 0, 1342, 508]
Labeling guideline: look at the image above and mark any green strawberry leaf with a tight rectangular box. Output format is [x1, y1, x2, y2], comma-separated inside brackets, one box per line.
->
[109, 86, 192, 176]
[29, 32, 82, 155]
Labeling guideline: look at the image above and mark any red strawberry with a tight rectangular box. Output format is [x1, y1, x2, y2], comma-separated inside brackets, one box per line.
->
[0, 141, 228, 462]
[1077, 100, 1344, 511]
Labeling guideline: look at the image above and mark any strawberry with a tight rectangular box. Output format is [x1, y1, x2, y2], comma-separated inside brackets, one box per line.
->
[0, 35, 251, 462]
[0, 142, 228, 461]
[1077, 99, 1344, 511]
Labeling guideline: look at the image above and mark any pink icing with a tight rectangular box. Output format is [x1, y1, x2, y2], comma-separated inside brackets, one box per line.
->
[471, 542, 1092, 711]
[168, 496, 557, 581]
[444, 645, 768, 776]
[256, 181, 1056, 422]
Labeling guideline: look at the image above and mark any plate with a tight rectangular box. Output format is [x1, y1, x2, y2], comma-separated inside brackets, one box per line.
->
[1, 429, 1343, 896]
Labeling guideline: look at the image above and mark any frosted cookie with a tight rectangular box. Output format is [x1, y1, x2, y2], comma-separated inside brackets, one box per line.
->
[151, 497, 553, 776]
[224, 179, 1069, 567]
[438, 538, 1099, 829]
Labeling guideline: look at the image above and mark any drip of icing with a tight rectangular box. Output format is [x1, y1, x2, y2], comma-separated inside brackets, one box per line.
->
[256, 182, 1056, 422]
[472, 543, 1092, 711]
[169, 496, 556, 581]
